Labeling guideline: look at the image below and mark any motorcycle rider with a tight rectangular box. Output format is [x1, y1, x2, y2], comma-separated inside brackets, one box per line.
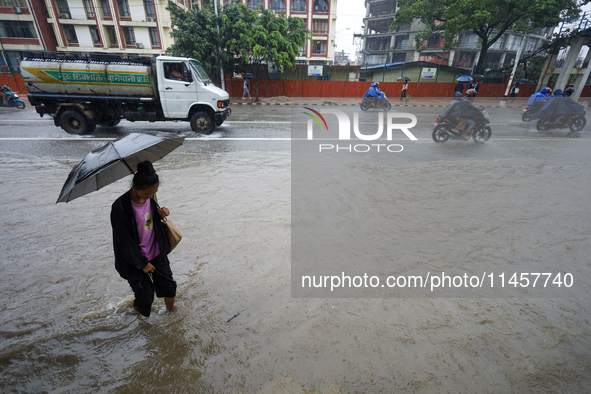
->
[439, 92, 486, 137]
[526, 87, 550, 106]
[0, 84, 9, 105]
[364, 82, 387, 106]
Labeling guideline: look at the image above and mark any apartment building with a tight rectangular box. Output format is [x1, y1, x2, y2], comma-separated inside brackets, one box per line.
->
[1, 0, 336, 74]
[0, 0, 57, 71]
[196, 0, 338, 65]
[362, 0, 553, 69]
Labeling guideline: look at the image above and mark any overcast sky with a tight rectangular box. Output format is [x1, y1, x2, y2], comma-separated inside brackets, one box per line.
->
[335, 0, 366, 59]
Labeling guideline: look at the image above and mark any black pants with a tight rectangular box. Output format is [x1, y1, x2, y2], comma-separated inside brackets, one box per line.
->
[128, 255, 176, 317]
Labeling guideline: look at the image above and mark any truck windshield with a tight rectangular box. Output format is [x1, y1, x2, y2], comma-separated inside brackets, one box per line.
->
[189, 61, 212, 84]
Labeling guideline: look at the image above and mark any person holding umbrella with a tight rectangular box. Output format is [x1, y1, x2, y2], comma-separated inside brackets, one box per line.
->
[400, 80, 408, 102]
[111, 161, 176, 317]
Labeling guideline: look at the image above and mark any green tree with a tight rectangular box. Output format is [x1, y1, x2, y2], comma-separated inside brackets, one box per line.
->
[165, 1, 223, 73]
[166, 1, 310, 99]
[224, 5, 310, 99]
[391, 0, 581, 73]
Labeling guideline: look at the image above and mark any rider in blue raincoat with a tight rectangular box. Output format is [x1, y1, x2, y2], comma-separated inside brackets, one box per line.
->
[526, 88, 551, 106]
[364, 82, 387, 104]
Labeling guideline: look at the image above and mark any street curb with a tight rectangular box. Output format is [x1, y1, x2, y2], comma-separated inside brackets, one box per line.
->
[229, 102, 526, 109]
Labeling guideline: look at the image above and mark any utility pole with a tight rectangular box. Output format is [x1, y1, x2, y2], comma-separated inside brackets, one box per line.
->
[501, 34, 528, 106]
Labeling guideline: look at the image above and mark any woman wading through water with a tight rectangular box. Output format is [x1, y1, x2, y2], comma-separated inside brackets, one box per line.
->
[111, 161, 176, 317]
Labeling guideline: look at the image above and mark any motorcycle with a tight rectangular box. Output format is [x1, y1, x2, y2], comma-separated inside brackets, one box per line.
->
[432, 111, 492, 143]
[360, 95, 391, 111]
[522, 102, 543, 122]
[536, 114, 586, 132]
[0, 87, 26, 110]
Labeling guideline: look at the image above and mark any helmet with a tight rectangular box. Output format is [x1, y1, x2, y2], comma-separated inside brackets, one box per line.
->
[564, 87, 575, 96]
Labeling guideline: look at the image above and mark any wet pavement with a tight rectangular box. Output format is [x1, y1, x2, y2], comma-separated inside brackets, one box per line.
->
[1, 98, 591, 392]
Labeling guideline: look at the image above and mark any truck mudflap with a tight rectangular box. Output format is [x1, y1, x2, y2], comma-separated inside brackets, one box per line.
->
[215, 108, 231, 126]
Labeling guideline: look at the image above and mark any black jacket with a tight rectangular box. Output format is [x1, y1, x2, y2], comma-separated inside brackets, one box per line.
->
[110, 190, 170, 280]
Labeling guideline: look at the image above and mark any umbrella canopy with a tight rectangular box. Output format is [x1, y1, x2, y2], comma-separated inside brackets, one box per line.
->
[243, 73, 254, 79]
[472, 74, 484, 80]
[397, 76, 410, 81]
[457, 75, 473, 82]
[57, 132, 185, 203]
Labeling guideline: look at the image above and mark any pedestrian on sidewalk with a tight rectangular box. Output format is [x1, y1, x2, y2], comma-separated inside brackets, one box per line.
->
[400, 82, 408, 102]
[508, 82, 520, 103]
[243, 78, 251, 101]
[454, 81, 464, 96]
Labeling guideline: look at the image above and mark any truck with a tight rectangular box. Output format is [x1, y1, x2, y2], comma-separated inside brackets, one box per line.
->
[20, 52, 231, 135]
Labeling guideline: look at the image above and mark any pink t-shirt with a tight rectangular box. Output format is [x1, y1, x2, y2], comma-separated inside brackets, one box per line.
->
[131, 199, 160, 262]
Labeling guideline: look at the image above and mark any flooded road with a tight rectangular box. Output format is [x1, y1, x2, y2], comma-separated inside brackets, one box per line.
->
[1, 103, 591, 392]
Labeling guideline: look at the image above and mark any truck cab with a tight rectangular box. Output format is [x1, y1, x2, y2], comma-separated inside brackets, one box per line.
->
[157, 56, 230, 133]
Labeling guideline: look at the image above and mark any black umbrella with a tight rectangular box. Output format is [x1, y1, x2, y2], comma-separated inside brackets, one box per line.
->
[397, 76, 410, 81]
[57, 132, 185, 203]
[472, 74, 484, 80]
[243, 73, 254, 79]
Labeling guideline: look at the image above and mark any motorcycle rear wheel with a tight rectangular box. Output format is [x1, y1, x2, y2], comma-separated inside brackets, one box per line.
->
[382, 102, 392, 111]
[432, 125, 451, 143]
[472, 126, 492, 142]
[568, 116, 586, 132]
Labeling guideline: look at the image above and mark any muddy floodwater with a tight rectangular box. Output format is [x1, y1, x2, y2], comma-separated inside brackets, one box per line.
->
[1, 126, 591, 392]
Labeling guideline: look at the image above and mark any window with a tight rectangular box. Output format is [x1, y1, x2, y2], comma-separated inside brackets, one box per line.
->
[0, 0, 28, 7]
[122, 26, 135, 45]
[164, 62, 190, 81]
[83, 0, 95, 18]
[101, 0, 111, 18]
[312, 19, 327, 34]
[63, 25, 78, 44]
[507, 34, 523, 51]
[394, 35, 409, 50]
[312, 0, 328, 13]
[149, 27, 160, 47]
[269, 0, 285, 11]
[105, 25, 117, 46]
[144, 0, 155, 18]
[0, 20, 37, 38]
[525, 37, 537, 52]
[312, 40, 327, 55]
[56, 0, 71, 16]
[89, 26, 101, 45]
[117, 0, 130, 18]
[461, 32, 479, 49]
[490, 36, 504, 50]
[291, 0, 306, 12]
[248, 0, 263, 10]
[367, 36, 390, 51]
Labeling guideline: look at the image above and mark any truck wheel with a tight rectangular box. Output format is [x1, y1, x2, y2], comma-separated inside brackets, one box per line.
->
[190, 112, 215, 134]
[61, 110, 95, 134]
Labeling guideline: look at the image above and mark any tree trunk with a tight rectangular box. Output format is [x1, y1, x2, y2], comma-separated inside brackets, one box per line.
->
[474, 45, 489, 74]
